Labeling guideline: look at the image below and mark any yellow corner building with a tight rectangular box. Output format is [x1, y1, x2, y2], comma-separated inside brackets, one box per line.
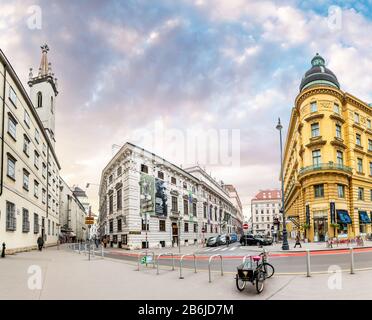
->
[283, 53, 372, 242]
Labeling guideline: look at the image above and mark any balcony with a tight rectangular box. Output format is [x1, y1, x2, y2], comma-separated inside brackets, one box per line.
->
[299, 163, 352, 176]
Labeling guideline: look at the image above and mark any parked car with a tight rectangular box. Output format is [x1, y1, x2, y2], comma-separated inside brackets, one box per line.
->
[206, 236, 218, 247]
[240, 234, 273, 246]
[217, 234, 227, 246]
[230, 233, 238, 243]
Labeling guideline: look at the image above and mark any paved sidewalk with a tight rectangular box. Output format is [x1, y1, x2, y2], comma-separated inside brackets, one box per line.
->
[1, 246, 372, 300]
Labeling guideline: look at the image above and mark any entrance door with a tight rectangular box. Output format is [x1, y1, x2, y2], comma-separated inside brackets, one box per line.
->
[172, 223, 178, 245]
[314, 217, 328, 242]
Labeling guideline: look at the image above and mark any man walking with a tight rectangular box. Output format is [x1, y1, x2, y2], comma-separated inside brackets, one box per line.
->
[37, 236, 44, 251]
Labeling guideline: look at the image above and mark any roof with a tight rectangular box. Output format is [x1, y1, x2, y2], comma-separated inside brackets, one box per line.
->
[73, 186, 88, 198]
[252, 189, 281, 201]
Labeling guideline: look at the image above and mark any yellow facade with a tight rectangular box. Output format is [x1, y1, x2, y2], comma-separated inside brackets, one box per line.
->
[283, 56, 372, 242]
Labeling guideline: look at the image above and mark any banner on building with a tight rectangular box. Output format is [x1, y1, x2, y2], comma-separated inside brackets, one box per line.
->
[330, 202, 336, 223]
[155, 178, 168, 217]
[306, 204, 310, 225]
[140, 173, 155, 215]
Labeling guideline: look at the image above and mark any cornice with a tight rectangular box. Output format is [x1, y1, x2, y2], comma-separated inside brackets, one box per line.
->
[305, 137, 327, 148]
[329, 113, 345, 124]
[295, 86, 344, 109]
[330, 138, 347, 149]
[304, 113, 324, 122]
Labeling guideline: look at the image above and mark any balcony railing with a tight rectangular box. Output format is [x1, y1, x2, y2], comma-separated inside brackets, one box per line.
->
[299, 163, 352, 175]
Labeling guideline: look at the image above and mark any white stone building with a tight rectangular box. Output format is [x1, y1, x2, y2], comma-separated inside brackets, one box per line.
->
[251, 189, 282, 236]
[0, 45, 61, 253]
[59, 178, 87, 242]
[98, 142, 242, 249]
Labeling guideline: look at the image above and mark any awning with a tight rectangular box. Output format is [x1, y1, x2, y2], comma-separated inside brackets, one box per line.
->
[337, 210, 352, 224]
[359, 211, 371, 224]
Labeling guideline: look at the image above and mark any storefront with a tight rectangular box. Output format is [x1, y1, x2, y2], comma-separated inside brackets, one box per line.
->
[359, 211, 371, 235]
[336, 209, 352, 236]
[313, 210, 328, 242]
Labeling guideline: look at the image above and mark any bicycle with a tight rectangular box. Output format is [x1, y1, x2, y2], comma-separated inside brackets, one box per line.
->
[235, 249, 275, 294]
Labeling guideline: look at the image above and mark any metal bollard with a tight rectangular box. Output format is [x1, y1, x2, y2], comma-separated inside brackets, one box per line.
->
[350, 247, 355, 274]
[78, 243, 81, 254]
[84, 244, 87, 255]
[1, 243, 5, 258]
[101, 245, 104, 259]
[306, 249, 311, 277]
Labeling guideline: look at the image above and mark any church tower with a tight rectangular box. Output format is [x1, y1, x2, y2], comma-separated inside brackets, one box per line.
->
[28, 44, 58, 147]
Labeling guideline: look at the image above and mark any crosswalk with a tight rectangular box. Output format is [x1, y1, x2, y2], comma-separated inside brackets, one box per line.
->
[200, 246, 239, 253]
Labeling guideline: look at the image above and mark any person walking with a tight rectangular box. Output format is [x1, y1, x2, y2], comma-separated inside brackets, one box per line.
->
[294, 233, 302, 248]
[226, 234, 230, 247]
[37, 236, 44, 251]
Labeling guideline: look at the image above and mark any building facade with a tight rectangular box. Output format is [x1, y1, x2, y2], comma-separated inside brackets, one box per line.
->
[251, 189, 282, 236]
[223, 184, 244, 234]
[0, 45, 61, 253]
[98, 143, 242, 249]
[283, 53, 372, 242]
[59, 178, 87, 242]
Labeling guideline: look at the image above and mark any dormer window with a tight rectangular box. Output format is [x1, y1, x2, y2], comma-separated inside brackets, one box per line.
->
[37, 92, 42, 108]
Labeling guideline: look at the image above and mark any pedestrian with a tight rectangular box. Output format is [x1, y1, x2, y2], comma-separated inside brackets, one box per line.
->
[294, 233, 302, 248]
[103, 237, 107, 248]
[226, 234, 230, 247]
[37, 236, 44, 251]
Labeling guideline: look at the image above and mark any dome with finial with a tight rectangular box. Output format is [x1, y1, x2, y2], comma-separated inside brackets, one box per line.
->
[299, 53, 340, 92]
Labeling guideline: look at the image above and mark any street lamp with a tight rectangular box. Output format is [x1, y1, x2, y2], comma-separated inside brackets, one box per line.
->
[276, 118, 289, 251]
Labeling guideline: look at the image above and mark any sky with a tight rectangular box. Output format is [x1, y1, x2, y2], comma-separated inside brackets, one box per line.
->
[1, 0, 372, 219]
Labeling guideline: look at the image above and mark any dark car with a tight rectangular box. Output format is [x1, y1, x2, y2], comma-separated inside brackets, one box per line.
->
[240, 234, 272, 246]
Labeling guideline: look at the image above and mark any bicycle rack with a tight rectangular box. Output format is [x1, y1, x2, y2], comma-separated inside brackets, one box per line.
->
[179, 253, 197, 279]
[208, 254, 223, 283]
[157, 253, 175, 275]
[137, 251, 156, 271]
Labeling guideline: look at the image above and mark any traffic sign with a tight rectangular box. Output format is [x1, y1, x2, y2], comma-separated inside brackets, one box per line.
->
[243, 223, 249, 230]
[85, 217, 94, 225]
[141, 256, 152, 264]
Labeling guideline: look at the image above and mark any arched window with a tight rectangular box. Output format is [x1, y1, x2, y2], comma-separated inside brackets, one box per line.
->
[51, 96, 54, 114]
[37, 92, 42, 108]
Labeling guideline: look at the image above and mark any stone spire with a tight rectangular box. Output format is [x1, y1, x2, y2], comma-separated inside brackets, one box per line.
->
[39, 44, 50, 77]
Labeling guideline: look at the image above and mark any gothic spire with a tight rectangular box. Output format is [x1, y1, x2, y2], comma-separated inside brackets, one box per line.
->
[39, 44, 50, 76]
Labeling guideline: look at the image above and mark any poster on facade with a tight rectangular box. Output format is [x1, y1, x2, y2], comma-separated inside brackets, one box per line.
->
[140, 173, 155, 215]
[155, 178, 168, 216]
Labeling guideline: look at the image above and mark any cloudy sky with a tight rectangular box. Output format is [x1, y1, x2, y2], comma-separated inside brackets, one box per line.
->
[1, 0, 372, 217]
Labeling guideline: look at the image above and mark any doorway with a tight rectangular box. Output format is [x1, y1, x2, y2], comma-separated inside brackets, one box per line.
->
[314, 216, 328, 242]
[172, 222, 178, 246]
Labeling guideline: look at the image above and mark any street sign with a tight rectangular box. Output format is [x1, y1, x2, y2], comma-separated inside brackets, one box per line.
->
[201, 227, 206, 233]
[141, 256, 152, 264]
[243, 223, 249, 230]
[85, 217, 94, 225]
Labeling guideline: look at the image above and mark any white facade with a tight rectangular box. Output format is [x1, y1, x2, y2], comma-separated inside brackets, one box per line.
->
[59, 178, 87, 242]
[0, 46, 61, 253]
[99, 143, 242, 250]
[251, 190, 282, 236]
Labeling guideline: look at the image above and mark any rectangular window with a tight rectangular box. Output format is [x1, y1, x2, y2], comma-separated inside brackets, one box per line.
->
[117, 219, 122, 232]
[35, 129, 40, 143]
[368, 119, 372, 129]
[117, 166, 122, 176]
[203, 203, 207, 218]
[109, 194, 113, 214]
[8, 114, 17, 139]
[22, 209, 30, 233]
[109, 220, 114, 233]
[193, 202, 197, 217]
[34, 180, 39, 198]
[311, 122, 320, 137]
[141, 164, 148, 173]
[312, 150, 321, 166]
[336, 124, 342, 139]
[23, 169, 29, 191]
[356, 133, 362, 146]
[157, 171, 164, 180]
[370, 190, 372, 201]
[171, 177, 176, 185]
[7, 155, 16, 180]
[34, 213, 39, 234]
[183, 199, 189, 215]
[337, 184, 345, 198]
[42, 189, 46, 204]
[355, 113, 360, 123]
[184, 222, 189, 233]
[310, 102, 317, 112]
[23, 135, 30, 156]
[370, 162, 372, 176]
[42, 143, 46, 155]
[6, 201, 16, 231]
[109, 175, 113, 184]
[369, 140, 372, 152]
[24, 110, 31, 127]
[159, 220, 166, 232]
[171, 196, 178, 212]
[117, 189, 122, 210]
[141, 219, 149, 231]
[42, 163, 46, 179]
[9, 86, 17, 105]
[333, 103, 340, 114]
[358, 187, 364, 200]
[193, 223, 197, 233]
[34, 151, 39, 168]
[336, 151, 343, 166]
[52, 222, 55, 236]
[314, 184, 324, 198]
[357, 158, 363, 173]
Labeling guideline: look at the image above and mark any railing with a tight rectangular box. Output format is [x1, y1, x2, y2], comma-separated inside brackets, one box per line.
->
[299, 163, 352, 175]
[157, 253, 175, 275]
[208, 254, 223, 283]
[137, 251, 156, 271]
[179, 254, 197, 279]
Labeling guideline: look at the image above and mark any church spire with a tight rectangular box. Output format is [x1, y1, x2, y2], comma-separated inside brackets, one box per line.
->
[39, 44, 50, 77]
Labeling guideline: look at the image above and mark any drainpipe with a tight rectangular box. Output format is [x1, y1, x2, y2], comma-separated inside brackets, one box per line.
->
[0, 64, 7, 196]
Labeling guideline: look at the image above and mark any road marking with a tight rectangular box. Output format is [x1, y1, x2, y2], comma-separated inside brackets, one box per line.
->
[220, 247, 229, 252]
[229, 247, 237, 251]
[204, 248, 213, 252]
[211, 248, 220, 252]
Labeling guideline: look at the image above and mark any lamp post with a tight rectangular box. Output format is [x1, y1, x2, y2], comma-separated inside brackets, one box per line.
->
[178, 215, 183, 253]
[276, 118, 289, 251]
